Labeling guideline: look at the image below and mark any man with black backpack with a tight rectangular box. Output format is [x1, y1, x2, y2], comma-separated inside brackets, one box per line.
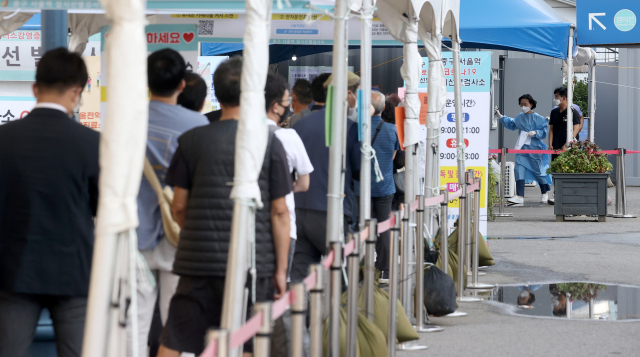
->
[355, 91, 400, 283]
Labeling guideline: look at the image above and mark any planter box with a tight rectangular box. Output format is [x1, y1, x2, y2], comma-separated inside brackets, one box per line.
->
[552, 172, 609, 222]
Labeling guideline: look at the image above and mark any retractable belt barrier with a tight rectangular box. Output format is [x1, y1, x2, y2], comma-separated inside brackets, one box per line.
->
[200, 182, 480, 357]
[490, 147, 638, 220]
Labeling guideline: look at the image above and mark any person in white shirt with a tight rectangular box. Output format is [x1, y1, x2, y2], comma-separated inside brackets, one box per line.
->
[264, 72, 314, 276]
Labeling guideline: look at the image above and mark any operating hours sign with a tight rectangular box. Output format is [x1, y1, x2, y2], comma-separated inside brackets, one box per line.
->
[577, 0, 640, 46]
[420, 51, 492, 237]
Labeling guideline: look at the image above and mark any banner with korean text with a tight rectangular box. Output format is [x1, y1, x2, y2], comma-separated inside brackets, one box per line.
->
[421, 51, 492, 237]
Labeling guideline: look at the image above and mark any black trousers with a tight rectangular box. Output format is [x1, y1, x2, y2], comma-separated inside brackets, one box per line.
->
[356, 194, 395, 272]
[0, 290, 87, 357]
[290, 208, 350, 283]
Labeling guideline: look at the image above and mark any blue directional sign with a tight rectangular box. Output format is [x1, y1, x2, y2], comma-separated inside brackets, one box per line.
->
[577, 0, 640, 46]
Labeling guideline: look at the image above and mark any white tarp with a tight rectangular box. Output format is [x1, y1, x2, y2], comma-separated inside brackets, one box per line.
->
[229, 0, 270, 205]
[564, 46, 597, 74]
[82, 0, 147, 355]
[69, 13, 110, 54]
[0, 12, 34, 38]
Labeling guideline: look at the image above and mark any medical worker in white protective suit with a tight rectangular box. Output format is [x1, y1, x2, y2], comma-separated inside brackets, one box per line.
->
[494, 94, 552, 206]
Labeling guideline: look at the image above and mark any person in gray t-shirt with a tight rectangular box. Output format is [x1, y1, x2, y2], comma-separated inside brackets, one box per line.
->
[130, 49, 208, 357]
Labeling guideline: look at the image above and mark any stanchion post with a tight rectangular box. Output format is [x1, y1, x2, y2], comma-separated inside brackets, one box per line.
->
[566, 293, 572, 319]
[400, 203, 411, 317]
[495, 148, 513, 217]
[309, 264, 324, 357]
[363, 219, 377, 322]
[465, 170, 474, 273]
[290, 283, 307, 357]
[388, 211, 401, 357]
[414, 196, 443, 333]
[613, 148, 636, 218]
[207, 330, 229, 357]
[440, 190, 449, 273]
[467, 178, 493, 290]
[329, 242, 342, 357]
[457, 183, 480, 303]
[346, 233, 360, 357]
[253, 302, 272, 357]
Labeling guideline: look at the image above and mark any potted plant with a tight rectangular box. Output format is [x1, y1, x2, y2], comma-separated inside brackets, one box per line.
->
[547, 140, 613, 222]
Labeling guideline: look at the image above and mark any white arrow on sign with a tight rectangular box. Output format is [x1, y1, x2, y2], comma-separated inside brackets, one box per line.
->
[589, 13, 607, 30]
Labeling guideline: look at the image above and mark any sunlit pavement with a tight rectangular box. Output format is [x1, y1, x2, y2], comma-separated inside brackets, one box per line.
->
[403, 186, 640, 357]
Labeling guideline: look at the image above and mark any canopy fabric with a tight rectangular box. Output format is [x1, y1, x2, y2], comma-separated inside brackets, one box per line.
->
[0, 11, 35, 37]
[452, 0, 572, 59]
[68, 14, 110, 54]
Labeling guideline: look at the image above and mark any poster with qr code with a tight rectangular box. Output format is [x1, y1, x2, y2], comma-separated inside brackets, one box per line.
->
[198, 20, 215, 37]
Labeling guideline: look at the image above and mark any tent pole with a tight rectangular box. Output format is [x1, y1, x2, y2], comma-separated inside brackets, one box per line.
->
[358, 0, 373, 231]
[221, 0, 272, 356]
[452, 39, 466, 190]
[589, 61, 596, 143]
[327, 0, 348, 354]
[566, 26, 575, 147]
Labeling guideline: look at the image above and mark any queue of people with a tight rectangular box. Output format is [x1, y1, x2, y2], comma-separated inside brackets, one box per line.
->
[0, 49, 406, 357]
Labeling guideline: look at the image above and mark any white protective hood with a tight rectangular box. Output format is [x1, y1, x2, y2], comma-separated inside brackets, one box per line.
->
[69, 13, 111, 54]
[229, 0, 270, 207]
[95, 0, 148, 241]
[0, 11, 34, 37]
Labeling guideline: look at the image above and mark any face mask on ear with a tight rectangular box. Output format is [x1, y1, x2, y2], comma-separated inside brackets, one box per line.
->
[553, 99, 561, 106]
[72, 92, 82, 122]
[521, 106, 531, 113]
[278, 105, 291, 124]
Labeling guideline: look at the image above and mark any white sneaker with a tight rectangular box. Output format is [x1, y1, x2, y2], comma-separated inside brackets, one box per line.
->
[507, 196, 524, 206]
[541, 193, 548, 203]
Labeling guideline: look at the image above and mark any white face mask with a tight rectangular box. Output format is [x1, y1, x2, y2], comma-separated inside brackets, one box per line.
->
[553, 99, 561, 106]
[521, 106, 531, 113]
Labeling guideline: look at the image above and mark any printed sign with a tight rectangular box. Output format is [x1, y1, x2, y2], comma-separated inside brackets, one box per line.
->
[287, 66, 354, 88]
[198, 56, 229, 113]
[420, 51, 492, 236]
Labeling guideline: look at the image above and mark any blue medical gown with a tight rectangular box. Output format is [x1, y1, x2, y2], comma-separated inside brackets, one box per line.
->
[500, 113, 552, 186]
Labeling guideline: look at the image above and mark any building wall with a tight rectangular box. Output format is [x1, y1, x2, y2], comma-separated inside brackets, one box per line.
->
[618, 49, 640, 185]
[592, 63, 619, 175]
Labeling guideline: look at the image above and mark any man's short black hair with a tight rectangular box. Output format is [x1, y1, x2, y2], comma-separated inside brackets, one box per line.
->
[148, 48, 186, 97]
[554, 87, 568, 99]
[35, 48, 88, 93]
[292, 79, 312, 105]
[178, 72, 208, 112]
[518, 94, 537, 109]
[213, 56, 242, 107]
[311, 73, 330, 103]
[265, 73, 289, 112]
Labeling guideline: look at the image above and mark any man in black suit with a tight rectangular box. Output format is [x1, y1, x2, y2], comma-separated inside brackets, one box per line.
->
[0, 48, 99, 357]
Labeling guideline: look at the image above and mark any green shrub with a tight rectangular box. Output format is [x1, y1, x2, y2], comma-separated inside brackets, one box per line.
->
[547, 140, 613, 174]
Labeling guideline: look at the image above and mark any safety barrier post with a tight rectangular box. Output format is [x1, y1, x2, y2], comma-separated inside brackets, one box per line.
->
[387, 211, 401, 357]
[414, 195, 443, 333]
[329, 242, 343, 357]
[253, 302, 272, 357]
[465, 170, 474, 274]
[495, 148, 513, 218]
[440, 190, 449, 273]
[467, 177, 493, 290]
[309, 264, 324, 357]
[290, 283, 307, 357]
[399, 203, 411, 319]
[566, 293, 572, 319]
[346, 232, 360, 357]
[613, 148, 636, 218]
[206, 329, 229, 357]
[457, 175, 480, 303]
[363, 219, 377, 322]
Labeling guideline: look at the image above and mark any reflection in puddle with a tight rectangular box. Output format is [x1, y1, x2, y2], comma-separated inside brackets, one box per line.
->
[482, 283, 640, 321]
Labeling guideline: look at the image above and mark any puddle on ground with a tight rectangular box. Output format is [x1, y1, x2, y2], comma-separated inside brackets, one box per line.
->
[478, 283, 640, 321]
[487, 237, 576, 240]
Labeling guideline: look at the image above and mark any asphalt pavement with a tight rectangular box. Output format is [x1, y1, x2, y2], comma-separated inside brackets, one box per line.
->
[401, 186, 640, 357]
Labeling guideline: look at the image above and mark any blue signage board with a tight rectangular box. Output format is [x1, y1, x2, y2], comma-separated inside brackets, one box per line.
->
[577, 0, 640, 46]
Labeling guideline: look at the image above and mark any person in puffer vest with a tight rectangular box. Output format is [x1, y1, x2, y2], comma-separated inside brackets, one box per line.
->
[157, 57, 293, 357]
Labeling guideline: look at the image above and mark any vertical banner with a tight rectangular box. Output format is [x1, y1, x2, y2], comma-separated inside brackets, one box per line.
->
[80, 56, 101, 130]
[420, 51, 492, 236]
